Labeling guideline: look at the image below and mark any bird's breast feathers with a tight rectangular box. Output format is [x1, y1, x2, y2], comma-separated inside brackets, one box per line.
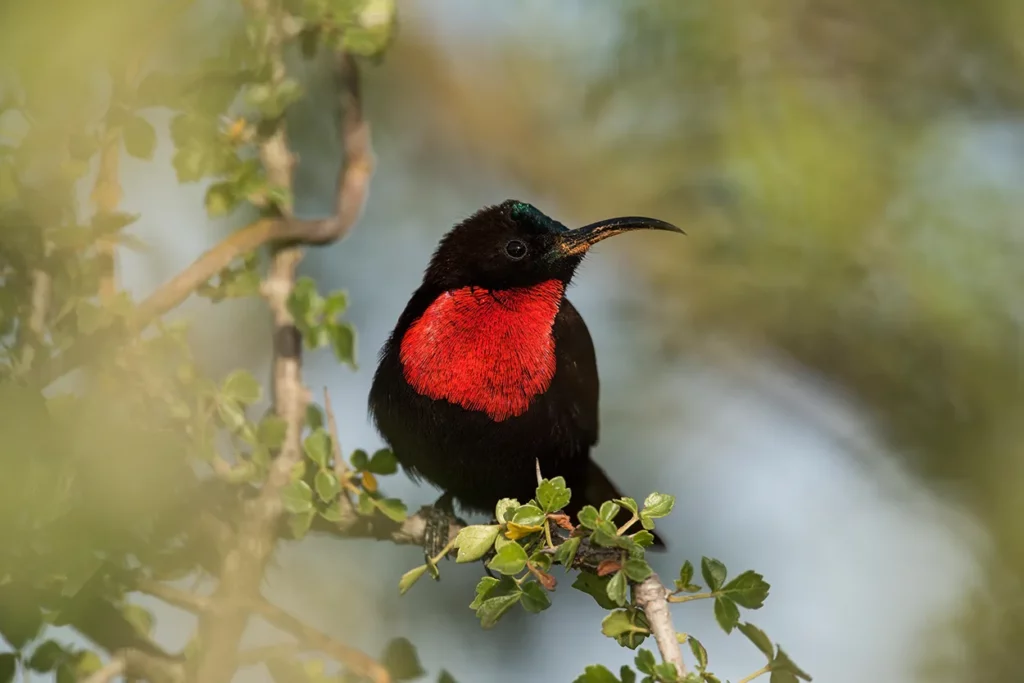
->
[399, 280, 564, 421]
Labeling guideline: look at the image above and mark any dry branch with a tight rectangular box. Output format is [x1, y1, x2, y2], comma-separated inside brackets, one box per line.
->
[635, 574, 686, 676]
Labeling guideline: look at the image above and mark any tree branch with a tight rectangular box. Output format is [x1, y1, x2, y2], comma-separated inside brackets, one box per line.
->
[40, 50, 374, 389]
[136, 52, 372, 326]
[135, 579, 388, 683]
[250, 599, 390, 683]
[191, 13, 373, 683]
[635, 574, 686, 676]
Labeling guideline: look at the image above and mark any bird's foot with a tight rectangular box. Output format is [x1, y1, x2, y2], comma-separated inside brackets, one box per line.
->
[422, 494, 464, 562]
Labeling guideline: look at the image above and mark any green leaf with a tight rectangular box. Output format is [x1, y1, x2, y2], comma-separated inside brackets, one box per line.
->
[634, 649, 656, 675]
[688, 636, 708, 671]
[381, 637, 424, 681]
[520, 581, 552, 613]
[216, 399, 246, 432]
[738, 622, 774, 659]
[771, 648, 811, 681]
[350, 449, 369, 470]
[356, 490, 375, 515]
[553, 536, 581, 570]
[572, 665, 619, 683]
[204, 181, 238, 217]
[303, 428, 331, 468]
[577, 505, 599, 529]
[536, 476, 571, 512]
[599, 500, 622, 524]
[639, 492, 675, 529]
[314, 470, 340, 502]
[122, 604, 154, 635]
[619, 666, 636, 683]
[510, 504, 545, 527]
[601, 610, 639, 638]
[222, 370, 262, 404]
[615, 497, 638, 515]
[476, 591, 521, 629]
[572, 573, 618, 610]
[0, 587, 43, 648]
[653, 662, 681, 681]
[71, 652, 101, 679]
[676, 560, 700, 592]
[623, 558, 652, 582]
[367, 448, 398, 475]
[469, 576, 500, 610]
[770, 672, 799, 683]
[281, 480, 313, 514]
[721, 570, 770, 609]
[306, 404, 324, 429]
[28, 641, 69, 672]
[607, 570, 628, 606]
[288, 276, 320, 323]
[329, 322, 357, 368]
[495, 498, 519, 522]
[375, 497, 407, 522]
[631, 530, 656, 548]
[454, 525, 500, 563]
[319, 505, 344, 523]
[399, 565, 428, 595]
[123, 114, 157, 159]
[701, 557, 727, 592]
[257, 415, 288, 448]
[713, 597, 740, 634]
[289, 510, 315, 538]
[529, 551, 552, 574]
[487, 541, 528, 575]
[438, 671, 457, 683]
[0, 654, 15, 683]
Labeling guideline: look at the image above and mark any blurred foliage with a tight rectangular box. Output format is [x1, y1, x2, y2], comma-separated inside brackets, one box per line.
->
[0, 0, 394, 680]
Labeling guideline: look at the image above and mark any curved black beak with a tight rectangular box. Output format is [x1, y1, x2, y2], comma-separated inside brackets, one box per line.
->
[558, 216, 684, 256]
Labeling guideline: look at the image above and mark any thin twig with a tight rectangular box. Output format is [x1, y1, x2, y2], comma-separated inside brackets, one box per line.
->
[92, 127, 122, 300]
[737, 666, 771, 683]
[136, 579, 210, 613]
[81, 656, 125, 683]
[251, 599, 390, 683]
[18, 264, 50, 370]
[635, 574, 686, 676]
[324, 388, 357, 516]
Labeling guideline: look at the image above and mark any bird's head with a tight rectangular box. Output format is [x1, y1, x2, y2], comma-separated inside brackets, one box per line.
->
[423, 199, 683, 290]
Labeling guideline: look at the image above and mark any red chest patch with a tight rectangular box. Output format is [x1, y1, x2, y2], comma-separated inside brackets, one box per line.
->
[399, 280, 565, 421]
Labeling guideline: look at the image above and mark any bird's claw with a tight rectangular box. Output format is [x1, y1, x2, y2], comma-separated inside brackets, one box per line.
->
[421, 500, 463, 561]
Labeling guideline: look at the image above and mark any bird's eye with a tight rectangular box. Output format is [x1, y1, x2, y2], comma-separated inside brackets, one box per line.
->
[504, 239, 527, 260]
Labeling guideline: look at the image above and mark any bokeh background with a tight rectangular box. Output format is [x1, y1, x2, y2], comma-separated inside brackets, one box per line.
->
[6, 0, 1024, 681]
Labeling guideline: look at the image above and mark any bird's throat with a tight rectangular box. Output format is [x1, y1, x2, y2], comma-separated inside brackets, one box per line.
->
[400, 280, 565, 421]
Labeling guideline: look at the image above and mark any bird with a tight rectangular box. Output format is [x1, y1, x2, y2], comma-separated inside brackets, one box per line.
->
[368, 199, 682, 549]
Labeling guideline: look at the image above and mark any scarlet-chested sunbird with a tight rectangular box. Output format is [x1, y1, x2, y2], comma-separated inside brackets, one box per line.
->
[369, 200, 682, 548]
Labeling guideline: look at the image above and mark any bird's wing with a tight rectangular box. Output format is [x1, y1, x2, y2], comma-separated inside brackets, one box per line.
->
[553, 298, 600, 446]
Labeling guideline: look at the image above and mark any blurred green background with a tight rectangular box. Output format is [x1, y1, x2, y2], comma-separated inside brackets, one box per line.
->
[4, 0, 1024, 681]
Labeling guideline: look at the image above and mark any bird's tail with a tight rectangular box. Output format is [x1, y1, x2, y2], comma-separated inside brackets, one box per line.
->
[576, 462, 667, 549]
